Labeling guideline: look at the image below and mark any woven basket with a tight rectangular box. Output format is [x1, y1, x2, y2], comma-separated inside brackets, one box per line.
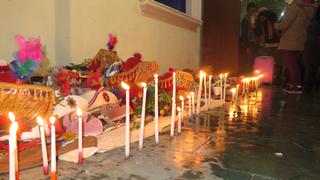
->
[0, 82, 55, 127]
[110, 61, 159, 84]
[159, 70, 194, 90]
[87, 49, 121, 72]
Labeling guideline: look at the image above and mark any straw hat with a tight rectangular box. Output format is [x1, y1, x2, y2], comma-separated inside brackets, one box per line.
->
[53, 95, 89, 118]
[81, 87, 118, 111]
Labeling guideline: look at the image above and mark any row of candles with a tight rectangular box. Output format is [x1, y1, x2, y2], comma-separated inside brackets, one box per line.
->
[7, 70, 263, 180]
[8, 110, 84, 180]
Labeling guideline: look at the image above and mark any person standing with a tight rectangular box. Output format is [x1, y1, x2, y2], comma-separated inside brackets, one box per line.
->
[303, 4, 320, 93]
[240, 2, 259, 73]
[274, 0, 314, 93]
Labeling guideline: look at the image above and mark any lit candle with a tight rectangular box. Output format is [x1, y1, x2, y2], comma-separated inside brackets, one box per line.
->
[179, 96, 184, 124]
[177, 107, 182, 134]
[196, 71, 203, 114]
[37, 116, 49, 175]
[191, 92, 195, 115]
[219, 74, 223, 102]
[9, 114, 18, 180]
[203, 73, 207, 110]
[231, 88, 236, 103]
[8, 112, 18, 179]
[223, 73, 228, 103]
[236, 84, 239, 102]
[242, 79, 246, 95]
[154, 74, 159, 144]
[76, 108, 83, 165]
[139, 82, 147, 150]
[208, 75, 212, 104]
[187, 95, 191, 117]
[50, 116, 57, 180]
[170, 72, 176, 138]
[121, 82, 131, 159]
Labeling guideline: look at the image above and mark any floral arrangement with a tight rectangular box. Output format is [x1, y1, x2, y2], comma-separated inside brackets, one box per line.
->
[10, 35, 44, 81]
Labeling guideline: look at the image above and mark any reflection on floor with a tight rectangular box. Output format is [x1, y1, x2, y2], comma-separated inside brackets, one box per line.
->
[1, 86, 320, 179]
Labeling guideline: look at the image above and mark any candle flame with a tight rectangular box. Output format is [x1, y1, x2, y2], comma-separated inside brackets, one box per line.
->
[76, 108, 83, 116]
[219, 74, 223, 78]
[121, 82, 130, 90]
[177, 107, 181, 112]
[8, 112, 15, 122]
[36, 116, 44, 126]
[179, 95, 184, 101]
[190, 92, 195, 96]
[187, 95, 191, 99]
[141, 82, 147, 87]
[154, 74, 158, 78]
[49, 116, 56, 125]
[231, 88, 236, 94]
[10, 121, 18, 133]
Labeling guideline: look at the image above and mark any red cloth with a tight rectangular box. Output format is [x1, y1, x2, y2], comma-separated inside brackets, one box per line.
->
[0, 73, 17, 83]
[122, 53, 142, 71]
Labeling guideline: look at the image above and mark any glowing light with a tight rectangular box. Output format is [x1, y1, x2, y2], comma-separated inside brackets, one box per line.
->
[8, 112, 15, 122]
[121, 82, 130, 90]
[76, 108, 83, 116]
[179, 95, 184, 101]
[49, 116, 56, 125]
[177, 107, 181, 112]
[141, 82, 147, 87]
[36, 116, 44, 126]
[230, 88, 236, 94]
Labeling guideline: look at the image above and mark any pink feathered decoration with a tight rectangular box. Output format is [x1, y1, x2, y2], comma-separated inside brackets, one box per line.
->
[15, 35, 43, 63]
[107, 33, 117, 51]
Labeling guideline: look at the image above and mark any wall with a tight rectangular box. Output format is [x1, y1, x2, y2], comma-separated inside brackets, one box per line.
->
[0, 0, 201, 73]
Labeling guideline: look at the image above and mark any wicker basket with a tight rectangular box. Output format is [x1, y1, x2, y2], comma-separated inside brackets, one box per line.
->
[87, 49, 121, 72]
[0, 82, 55, 127]
[159, 70, 194, 90]
[109, 61, 159, 84]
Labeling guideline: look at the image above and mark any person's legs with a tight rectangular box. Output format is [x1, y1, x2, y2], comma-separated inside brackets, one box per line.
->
[282, 50, 302, 86]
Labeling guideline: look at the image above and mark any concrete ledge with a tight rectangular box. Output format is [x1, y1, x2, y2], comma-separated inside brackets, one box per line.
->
[140, 0, 202, 31]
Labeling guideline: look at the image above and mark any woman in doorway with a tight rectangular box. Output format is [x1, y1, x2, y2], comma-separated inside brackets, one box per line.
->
[274, 0, 314, 93]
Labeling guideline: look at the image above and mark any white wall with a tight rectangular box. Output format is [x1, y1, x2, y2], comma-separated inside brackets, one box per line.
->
[0, 0, 201, 73]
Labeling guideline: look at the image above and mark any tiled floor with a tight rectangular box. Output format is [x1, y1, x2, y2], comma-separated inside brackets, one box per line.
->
[1, 87, 320, 179]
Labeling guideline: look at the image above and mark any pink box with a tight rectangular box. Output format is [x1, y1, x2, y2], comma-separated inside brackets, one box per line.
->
[254, 56, 274, 84]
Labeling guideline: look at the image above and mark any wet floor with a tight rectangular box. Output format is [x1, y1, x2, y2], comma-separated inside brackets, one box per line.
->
[1, 86, 320, 180]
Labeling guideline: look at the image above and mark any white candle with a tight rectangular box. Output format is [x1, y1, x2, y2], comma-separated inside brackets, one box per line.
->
[37, 116, 49, 175]
[236, 85, 239, 102]
[242, 79, 246, 95]
[203, 73, 207, 110]
[223, 73, 228, 103]
[76, 108, 83, 165]
[191, 92, 195, 115]
[196, 71, 203, 114]
[154, 74, 159, 144]
[208, 75, 212, 104]
[50, 116, 57, 180]
[8, 112, 18, 179]
[219, 74, 223, 101]
[187, 95, 191, 117]
[179, 96, 184, 124]
[139, 82, 147, 150]
[231, 88, 236, 103]
[121, 82, 131, 159]
[9, 120, 18, 180]
[177, 107, 182, 134]
[170, 72, 176, 138]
